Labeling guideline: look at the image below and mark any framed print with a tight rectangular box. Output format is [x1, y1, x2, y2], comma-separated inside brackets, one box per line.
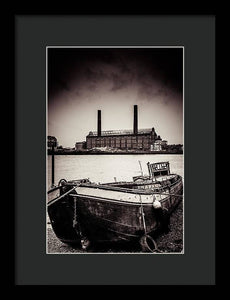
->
[15, 15, 215, 285]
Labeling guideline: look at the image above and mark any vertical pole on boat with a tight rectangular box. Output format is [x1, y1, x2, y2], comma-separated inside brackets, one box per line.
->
[138, 160, 143, 176]
[51, 144, 55, 187]
[147, 162, 151, 177]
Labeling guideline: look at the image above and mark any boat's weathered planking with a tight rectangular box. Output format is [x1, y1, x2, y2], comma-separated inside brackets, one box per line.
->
[73, 195, 157, 242]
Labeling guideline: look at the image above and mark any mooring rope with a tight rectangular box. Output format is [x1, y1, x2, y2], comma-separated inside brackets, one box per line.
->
[73, 197, 77, 228]
[139, 194, 162, 253]
[47, 187, 76, 207]
[139, 194, 147, 234]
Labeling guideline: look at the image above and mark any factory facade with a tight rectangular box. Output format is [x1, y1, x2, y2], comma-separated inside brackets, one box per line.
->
[86, 105, 165, 151]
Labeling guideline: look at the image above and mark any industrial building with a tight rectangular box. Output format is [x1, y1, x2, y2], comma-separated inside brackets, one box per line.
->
[47, 136, 58, 150]
[75, 141, 86, 150]
[86, 105, 165, 151]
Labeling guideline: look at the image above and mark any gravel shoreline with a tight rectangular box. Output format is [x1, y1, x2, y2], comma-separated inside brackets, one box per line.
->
[47, 201, 183, 254]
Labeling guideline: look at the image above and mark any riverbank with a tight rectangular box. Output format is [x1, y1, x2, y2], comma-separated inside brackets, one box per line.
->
[47, 150, 183, 155]
[47, 201, 183, 254]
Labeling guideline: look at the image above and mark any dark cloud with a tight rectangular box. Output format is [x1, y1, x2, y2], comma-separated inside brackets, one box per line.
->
[48, 47, 183, 102]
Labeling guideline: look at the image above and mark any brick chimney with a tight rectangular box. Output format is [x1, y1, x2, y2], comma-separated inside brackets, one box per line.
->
[133, 105, 138, 135]
[97, 110, 101, 136]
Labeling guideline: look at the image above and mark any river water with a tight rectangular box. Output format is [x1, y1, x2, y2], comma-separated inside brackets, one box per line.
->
[47, 154, 184, 189]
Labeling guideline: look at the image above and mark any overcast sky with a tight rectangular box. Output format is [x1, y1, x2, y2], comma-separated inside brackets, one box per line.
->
[47, 47, 183, 147]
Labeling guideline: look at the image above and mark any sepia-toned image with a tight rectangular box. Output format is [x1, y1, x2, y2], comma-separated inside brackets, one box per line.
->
[46, 46, 184, 254]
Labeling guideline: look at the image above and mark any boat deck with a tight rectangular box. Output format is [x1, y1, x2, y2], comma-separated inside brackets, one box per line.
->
[145, 174, 178, 183]
[105, 174, 177, 186]
[155, 174, 176, 181]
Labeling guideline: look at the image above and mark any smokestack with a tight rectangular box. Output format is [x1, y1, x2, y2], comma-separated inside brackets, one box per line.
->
[133, 105, 138, 135]
[97, 110, 101, 136]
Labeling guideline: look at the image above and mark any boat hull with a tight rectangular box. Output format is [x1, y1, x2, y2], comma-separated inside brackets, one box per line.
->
[48, 195, 81, 244]
[48, 177, 183, 245]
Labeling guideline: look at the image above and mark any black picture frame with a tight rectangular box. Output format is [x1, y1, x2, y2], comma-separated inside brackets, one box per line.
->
[14, 14, 215, 285]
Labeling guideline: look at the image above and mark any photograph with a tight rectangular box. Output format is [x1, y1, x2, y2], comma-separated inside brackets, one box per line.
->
[46, 46, 184, 254]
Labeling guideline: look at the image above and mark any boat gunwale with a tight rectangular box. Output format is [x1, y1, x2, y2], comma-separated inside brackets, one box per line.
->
[69, 192, 171, 206]
[47, 175, 183, 206]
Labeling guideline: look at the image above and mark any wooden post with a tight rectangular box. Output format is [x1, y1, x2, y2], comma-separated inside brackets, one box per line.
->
[51, 144, 55, 187]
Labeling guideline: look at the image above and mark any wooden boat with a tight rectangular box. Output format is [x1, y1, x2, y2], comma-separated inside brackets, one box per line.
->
[47, 161, 183, 252]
